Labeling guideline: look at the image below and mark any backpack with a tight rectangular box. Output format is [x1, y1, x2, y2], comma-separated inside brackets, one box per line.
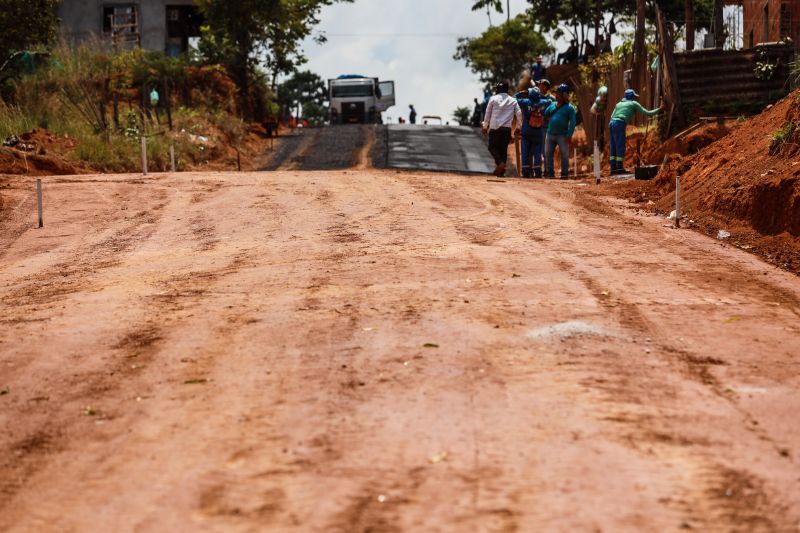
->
[528, 105, 544, 129]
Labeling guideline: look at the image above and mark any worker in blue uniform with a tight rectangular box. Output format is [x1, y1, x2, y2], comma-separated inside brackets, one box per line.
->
[514, 87, 551, 178]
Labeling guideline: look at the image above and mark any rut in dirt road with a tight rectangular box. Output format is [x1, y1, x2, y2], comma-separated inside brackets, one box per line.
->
[1, 170, 799, 532]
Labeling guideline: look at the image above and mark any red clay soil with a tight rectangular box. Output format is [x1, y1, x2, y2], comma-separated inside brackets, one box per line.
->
[609, 119, 735, 172]
[0, 129, 86, 176]
[0, 125, 276, 177]
[594, 92, 800, 274]
[0, 147, 85, 177]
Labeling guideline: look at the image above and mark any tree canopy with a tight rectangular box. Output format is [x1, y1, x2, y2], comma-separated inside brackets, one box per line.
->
[454, 15, 551, 85]
[196, 0, 351, 119]
[0, 0, 61, 65]
[278, 70, 328, 125]
[525, 0, 714, 43]
[452, 106, 471, 126]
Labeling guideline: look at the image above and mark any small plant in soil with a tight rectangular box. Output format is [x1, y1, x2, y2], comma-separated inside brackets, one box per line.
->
[769, 121, 796, 155]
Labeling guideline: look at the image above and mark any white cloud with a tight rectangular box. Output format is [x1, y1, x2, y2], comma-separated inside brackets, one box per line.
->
[299, 0, 532, 123]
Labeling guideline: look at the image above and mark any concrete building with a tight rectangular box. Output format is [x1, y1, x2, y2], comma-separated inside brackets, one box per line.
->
[728, 0, 800, 48]
[58, 0, 203, 56]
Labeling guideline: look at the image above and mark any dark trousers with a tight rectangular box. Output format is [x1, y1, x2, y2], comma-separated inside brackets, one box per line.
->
[488, 127, 512, 165]
[609, 119, 627, 171]
[521, 132, 543, 177]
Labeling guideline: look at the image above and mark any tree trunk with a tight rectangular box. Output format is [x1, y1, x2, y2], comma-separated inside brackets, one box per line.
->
[595, 0, 602, 56]
[685, 0, 695, 50]
[714, 0, 725, 48]
[633, 0, 647, 92]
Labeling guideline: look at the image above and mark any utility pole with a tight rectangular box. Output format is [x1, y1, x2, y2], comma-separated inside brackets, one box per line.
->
[507, 0, 510, 23]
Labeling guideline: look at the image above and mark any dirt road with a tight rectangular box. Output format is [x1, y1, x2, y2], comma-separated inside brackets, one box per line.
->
[1, 170, 800, 532]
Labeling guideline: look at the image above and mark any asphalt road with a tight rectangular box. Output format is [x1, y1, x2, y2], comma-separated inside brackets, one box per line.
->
[261, 124, 505, 176]
[386, 125, 496, 174]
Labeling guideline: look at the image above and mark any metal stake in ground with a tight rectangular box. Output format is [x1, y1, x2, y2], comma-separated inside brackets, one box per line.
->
[593, 141, 601, 185]
[170, 144, 176, 172]
[36, 178, 43, 228]
[141, 136, 148, 176]
[574, 148, 578, 177]
[675, 175, 681, 229]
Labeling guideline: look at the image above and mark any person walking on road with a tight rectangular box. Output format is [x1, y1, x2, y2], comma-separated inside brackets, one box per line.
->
[470, 98, 483, 127]
[514, 87, 550, 178]
[543, 84, 577, 179]
[482, 81, 522, 177]
[608, 89, 663, 175]
[531, 56, 547, 82]
[409, 105, 417, 124]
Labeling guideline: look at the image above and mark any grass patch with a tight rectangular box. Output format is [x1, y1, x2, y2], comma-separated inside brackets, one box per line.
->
[770, 121, 796, 155]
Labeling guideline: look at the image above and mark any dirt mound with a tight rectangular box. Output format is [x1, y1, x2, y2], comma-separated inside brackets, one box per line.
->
[1, 128, 85, 176]
[597, 91, 800, 273]
[0, 147, 83, 176]
[592, 119, 733, 173]
[653, 92, 800, 238]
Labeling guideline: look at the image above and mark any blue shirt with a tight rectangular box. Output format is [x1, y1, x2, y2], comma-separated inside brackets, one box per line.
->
[514, 92, 550, 136]
[544, 102, 577, 138]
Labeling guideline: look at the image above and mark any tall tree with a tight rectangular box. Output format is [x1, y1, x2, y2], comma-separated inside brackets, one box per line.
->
[454, 15, 551, 85]
[472, 0, 503, 25]
[278, 70, 327, 123]
[452, 106, 471, 126]
[196, 0, 351, 119]
[685, 0, 695, 50]
[0, 0, 61, 65]
[632, 0, 647, 91]
[525, 0, 713, 53]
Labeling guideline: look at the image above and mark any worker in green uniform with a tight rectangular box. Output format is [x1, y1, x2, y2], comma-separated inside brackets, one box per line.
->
[609, 89, 663, 175]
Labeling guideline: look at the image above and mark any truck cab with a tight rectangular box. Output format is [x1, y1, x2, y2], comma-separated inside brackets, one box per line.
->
[328, 75, 395, 124]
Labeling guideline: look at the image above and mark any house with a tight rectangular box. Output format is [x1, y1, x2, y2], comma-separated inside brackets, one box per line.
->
[58, 1, 203, 56]
[730, 0, 800, 48]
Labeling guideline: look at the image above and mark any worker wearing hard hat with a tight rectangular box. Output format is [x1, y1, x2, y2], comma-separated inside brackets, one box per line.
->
[543, 84, 577, 179]
[514, 87, 550, 178]
[609, 89, 663, 175]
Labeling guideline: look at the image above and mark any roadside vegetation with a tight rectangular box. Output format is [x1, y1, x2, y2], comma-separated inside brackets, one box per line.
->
[0, 0, 350, 174]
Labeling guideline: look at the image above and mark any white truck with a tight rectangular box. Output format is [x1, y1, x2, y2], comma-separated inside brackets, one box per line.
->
[328, 75, 395, 124]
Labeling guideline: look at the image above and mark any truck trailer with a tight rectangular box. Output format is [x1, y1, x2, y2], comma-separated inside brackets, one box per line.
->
[328, 75, 395, 124]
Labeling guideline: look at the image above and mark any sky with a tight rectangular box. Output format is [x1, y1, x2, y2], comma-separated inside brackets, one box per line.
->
[299, 0, 534, 124]
[297, 2, 740, 123]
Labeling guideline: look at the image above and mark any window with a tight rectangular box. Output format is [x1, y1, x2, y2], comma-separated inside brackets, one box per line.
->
[103, 5, 137, 35]
[166, 6, 203, 56]
[166, 6, 203, 38]
[331, 84, 375, 98]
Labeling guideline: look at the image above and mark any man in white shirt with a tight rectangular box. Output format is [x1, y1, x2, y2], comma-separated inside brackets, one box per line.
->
[482, 81, 522, 177]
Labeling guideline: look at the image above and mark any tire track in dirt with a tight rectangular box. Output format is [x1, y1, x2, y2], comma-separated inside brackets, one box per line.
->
[0, 194, 174, 509]
[543, 194, 799, 530]
[0, 175, 274, 530]
[3, 170, 800, 530]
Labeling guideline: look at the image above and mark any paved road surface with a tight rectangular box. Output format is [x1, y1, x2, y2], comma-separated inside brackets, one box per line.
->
[1, 170, 799, 531]
[387, 125, 497, 174]
[261, 126, 372, 171]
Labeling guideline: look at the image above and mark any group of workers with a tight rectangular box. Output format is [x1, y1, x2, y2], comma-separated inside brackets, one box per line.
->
[482, 78, 576, 178]
[481, 71, 662, 178]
